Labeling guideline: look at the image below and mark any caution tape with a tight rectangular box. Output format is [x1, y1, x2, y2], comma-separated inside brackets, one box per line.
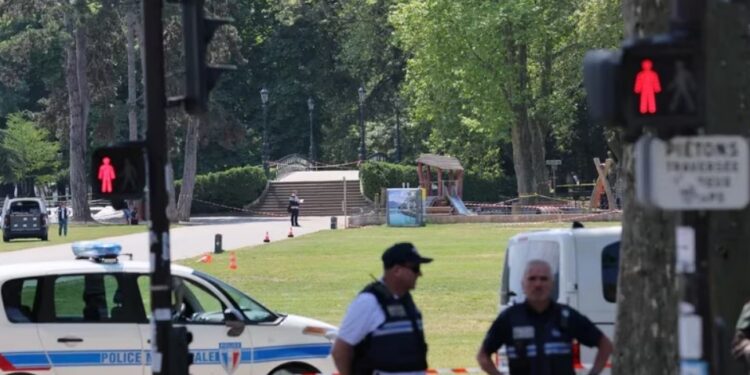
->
[489, 210, 622, 227]
[426, 368, 483, 374]
[192, 198, 287, 217]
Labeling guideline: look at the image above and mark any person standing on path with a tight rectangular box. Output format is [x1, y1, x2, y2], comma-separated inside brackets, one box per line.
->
[331, 242, 432, 375]
[57, 201, 69, 237]
[288, 191, 301, 227]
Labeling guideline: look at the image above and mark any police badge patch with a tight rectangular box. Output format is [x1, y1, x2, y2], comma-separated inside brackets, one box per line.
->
[219, 342, 242, 375]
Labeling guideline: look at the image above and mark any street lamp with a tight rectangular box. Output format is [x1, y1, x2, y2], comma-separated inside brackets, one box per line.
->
[307, 97, 315, 166]
[394, 97, 402, 163]
[358, 86, 366, 163]
[260, 87, 269, 174]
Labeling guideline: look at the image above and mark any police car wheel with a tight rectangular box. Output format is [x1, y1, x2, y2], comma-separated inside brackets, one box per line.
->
[269, 363, 319, 375]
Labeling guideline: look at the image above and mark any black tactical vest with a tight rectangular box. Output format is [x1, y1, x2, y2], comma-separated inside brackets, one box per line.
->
[505, 302, 575, 375]
[352, 282, 428, 374]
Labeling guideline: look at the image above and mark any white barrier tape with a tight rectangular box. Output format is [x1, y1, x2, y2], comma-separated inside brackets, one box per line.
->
[427, 368, 483, 374]
[491, 210, 622, 227]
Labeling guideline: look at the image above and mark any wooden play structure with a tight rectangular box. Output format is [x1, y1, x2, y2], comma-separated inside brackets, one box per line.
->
[417, 154, 465, 198]
[590, 157, 618, 210]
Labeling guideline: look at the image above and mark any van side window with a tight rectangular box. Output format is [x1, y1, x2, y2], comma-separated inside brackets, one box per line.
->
[601, 241, 620, 303]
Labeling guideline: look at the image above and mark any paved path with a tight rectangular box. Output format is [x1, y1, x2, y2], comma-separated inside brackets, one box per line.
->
[0, 216, 338, 264]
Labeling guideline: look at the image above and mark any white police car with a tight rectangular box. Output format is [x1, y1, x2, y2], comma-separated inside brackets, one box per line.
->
[0, 242, 337, 375]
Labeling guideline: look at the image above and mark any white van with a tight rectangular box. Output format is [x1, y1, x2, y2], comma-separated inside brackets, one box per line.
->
[498, 224, 621, 374]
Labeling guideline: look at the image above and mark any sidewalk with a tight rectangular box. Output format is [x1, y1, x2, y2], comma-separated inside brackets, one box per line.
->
[0, 216, 338, 265]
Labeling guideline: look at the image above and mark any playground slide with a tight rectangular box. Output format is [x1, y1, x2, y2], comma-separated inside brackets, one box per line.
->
[447, 194, 474, 216]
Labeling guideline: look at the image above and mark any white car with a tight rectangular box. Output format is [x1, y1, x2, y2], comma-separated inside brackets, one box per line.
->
[0, 242, 337, 375]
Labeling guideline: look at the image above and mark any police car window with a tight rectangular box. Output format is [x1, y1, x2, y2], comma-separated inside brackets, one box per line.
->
[2, 278, 39, 323]
[601, 241, 620, 303]
[195, 271, 276, 323]
[137, 275, 226, 323]
[52, 274, 134, 323]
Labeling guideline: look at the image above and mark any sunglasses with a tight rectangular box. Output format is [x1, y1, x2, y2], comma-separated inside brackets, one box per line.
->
[401, 263, 421, 274]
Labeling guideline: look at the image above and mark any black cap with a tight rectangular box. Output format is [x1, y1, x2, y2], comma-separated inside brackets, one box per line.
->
[382, 242, 433, 269]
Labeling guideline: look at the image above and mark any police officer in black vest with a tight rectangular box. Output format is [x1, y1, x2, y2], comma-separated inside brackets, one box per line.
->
[477, 259, 613, 375]
[332, 242, 432, 375]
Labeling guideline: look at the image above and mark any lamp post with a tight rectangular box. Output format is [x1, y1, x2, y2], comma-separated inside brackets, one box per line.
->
[358, 86, 366, 163]
[307, 97, 315, 166]
[260, 87, 269, 174]
[394, 97, 402, 163]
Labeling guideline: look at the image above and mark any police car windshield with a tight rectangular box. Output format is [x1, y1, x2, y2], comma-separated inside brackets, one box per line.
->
[194, 271, 277, 322]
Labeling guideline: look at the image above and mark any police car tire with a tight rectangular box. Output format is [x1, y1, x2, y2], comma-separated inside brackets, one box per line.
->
[268, 362, 319, 375]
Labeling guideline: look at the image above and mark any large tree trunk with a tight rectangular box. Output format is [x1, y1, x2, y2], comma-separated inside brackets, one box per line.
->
[510, 42, 547, 198]
[125, 7, 138, 141]
[177, 116, 200, 222]
[613, 1, 676, 374]
[64, 11, 90, 222]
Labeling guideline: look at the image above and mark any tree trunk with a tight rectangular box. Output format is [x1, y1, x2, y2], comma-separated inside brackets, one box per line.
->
[177, 116, 200, 222]
[705, 2, 750, 374]
[64, 12, 90, 222]
[613, 1, 676, 374]
[510, 42, 547, 198]
[125, 7, 138, 141]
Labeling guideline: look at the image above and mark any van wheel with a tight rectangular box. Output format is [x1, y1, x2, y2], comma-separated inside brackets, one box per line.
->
[41, 234, 48, 241]
[2, 235, 8, 242]
[268, 362, 319, 375]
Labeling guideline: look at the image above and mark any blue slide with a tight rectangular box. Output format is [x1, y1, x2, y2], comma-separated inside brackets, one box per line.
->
[447, 194, 474, 216]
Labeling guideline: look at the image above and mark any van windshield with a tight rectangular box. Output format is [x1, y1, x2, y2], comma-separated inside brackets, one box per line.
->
[501, 240, 560, 305]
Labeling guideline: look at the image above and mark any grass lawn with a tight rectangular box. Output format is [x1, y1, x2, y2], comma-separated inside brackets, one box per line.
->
[183, 221, 619, 368]
[0, 224, 147, 252]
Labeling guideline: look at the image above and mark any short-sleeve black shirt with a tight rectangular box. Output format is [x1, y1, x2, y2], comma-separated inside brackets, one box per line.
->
[481, 301, 603, 375]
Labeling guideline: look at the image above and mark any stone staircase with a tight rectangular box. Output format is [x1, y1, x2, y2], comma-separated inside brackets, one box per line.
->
[251, 180, 371, 216]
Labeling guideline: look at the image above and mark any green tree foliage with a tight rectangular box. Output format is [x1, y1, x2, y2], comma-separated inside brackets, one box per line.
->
[177, 165, 267, 214]
[360, 161, 419, 200]
[0, 112, 60, 186]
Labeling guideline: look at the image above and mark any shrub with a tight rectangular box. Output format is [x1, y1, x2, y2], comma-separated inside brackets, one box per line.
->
[360, 162, 419, 200]
[463, 170, 516, 202]
[176, 165, 267, 213]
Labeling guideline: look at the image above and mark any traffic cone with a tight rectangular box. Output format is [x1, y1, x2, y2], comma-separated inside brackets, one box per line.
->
[263, 231, 270, 243]
[229, 252, 237, 271]
[198, 252, 212, 264]
[287, 227, 294, 238]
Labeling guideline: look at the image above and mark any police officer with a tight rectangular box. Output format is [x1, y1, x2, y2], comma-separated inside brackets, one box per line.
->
[288, 191, 301, 227]
[331, 242, 432, 375]
[732, 300, 750, 371]
[476, 259, 613, 375]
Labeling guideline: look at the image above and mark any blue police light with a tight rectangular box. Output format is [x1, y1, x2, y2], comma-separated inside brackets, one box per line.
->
[72, 241, 122, 259]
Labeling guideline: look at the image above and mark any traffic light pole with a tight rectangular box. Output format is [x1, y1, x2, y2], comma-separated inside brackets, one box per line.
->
[142, 1, 175, 374]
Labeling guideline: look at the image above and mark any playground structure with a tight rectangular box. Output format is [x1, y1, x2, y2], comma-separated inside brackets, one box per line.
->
[416, 154, 474, 215]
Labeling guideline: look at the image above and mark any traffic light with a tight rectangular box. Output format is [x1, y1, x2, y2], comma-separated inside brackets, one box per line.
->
[583, 33, 703, 135]
[169, 326, 194, 374]
[90, 142, 147, 199]
[181, 0, 236, 115]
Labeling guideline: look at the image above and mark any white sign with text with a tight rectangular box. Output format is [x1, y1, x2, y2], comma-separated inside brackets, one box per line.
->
[636, 135, 749, 210]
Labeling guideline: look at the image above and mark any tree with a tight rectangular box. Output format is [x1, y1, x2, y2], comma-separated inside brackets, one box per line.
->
[0, 112, 60, 196]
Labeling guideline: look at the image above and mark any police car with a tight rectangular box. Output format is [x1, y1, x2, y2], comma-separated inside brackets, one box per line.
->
[0, 242, 337, 375]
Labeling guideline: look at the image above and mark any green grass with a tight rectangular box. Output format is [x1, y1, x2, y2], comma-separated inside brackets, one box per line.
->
[1, 224, 147, 252]
[182, 222, 619, 368]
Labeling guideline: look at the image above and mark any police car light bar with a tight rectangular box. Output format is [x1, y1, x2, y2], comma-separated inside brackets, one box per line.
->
[72, 241, 122, 260]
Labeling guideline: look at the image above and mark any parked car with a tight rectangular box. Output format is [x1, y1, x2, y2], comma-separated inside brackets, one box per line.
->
[0, 242, 337, 374]
[498, 224, 621, 374]
[2, 197, 49, 242]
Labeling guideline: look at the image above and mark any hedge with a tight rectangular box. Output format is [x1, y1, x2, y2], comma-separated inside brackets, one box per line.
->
[359, 162, 419, 201]
[176, 165, 267, 213]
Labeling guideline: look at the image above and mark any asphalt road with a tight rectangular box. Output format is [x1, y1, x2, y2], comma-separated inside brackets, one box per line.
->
[0, 215, 338, 264]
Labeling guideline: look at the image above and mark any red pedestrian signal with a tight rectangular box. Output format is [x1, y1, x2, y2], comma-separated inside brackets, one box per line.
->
[91, 143, 147, 199]
[634, 59, 661, 114]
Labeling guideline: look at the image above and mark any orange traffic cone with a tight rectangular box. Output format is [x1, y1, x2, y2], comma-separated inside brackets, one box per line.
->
[287, 227, 294, 238]
[198, 253, 212, 264]
[263, 231, 270, 243]
[229, 252, 237, 271]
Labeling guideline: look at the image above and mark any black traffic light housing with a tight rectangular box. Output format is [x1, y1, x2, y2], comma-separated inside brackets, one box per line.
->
[169, 326, 194, 373]
[583, 33, 703, 140]
[90, 142, 147, 200]
[181, 0, 236, 115]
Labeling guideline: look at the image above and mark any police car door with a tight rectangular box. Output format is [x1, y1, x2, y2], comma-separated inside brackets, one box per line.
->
[136, 274, 254, 375]
[35, 273, 145, 374]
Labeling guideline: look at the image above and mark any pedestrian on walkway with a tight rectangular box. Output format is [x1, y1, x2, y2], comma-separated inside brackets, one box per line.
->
[477, 259, 613, 375]
[732, 300, 750, 371]
[57, 201, 69, 237]
[331, 242, 432, 375]
[288, 191, 301, 227]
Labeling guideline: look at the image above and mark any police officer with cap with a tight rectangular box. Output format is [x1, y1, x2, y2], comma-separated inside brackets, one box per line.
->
[332, 242, 432, 375]
[477, 259, 613, 375]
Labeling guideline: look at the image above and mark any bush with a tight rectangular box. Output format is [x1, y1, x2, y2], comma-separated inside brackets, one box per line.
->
[463, 171, 516, 202]
[176, 165, 267, 213]
[360, 162, 419, 200]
